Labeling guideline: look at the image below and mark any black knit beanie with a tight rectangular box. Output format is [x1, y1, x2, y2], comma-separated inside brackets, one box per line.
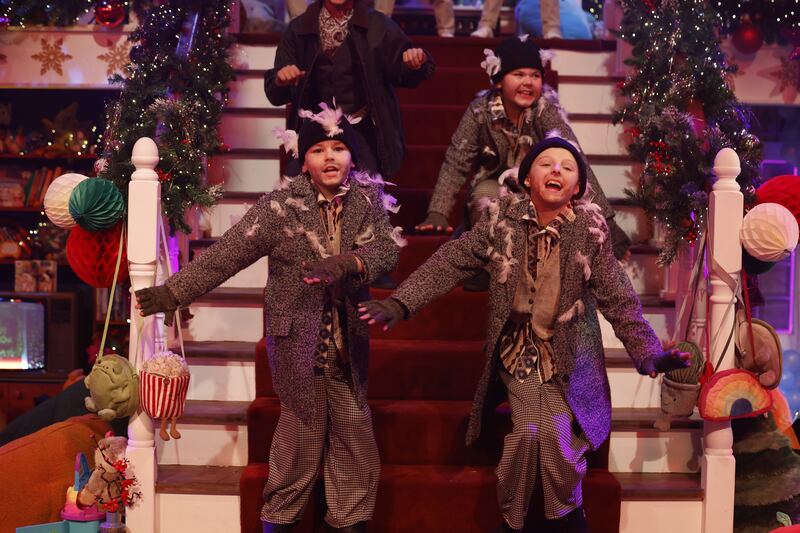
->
[491, 37, 544, 84]
[517, 136, 588, 198]
[297, 106, 361, 164]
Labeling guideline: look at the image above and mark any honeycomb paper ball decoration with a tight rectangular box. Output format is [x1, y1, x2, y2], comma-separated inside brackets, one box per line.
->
[756, 175, 800, 227]
[740, 203, 799, 262]
[68, 178, 125, 232]
[44, 173, 89, 229]
[66, 221, 128, 288]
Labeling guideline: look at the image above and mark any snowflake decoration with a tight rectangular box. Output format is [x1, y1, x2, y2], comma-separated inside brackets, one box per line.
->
[31, 38, 73, 76]
[773, 56, 800, 93]
[97, 40, 131, 77]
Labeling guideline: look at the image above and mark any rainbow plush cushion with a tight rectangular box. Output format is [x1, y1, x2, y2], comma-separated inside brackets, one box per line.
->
[698, 368, 773, 422]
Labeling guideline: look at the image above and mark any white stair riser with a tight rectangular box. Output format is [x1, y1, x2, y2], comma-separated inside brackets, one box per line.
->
[208, 156, 281, 192]
[600, 307, 674, 350]
[206, 202, 255, 238]
[229, 74, 280, 109]
[231, 43, 277, 71]
[184, 305, 263, 343]
[571, 120, 628, 156]
[156, 422, 698, 473]
[623, 253, 663, 297]
[157, 424, 248, 467]
[219, 257, 268, 289]
[156, 493, 240, 533]
[608, 368, 660, 409]
[591, 161, 640, 199]
[559, 82, 620, 115]
[187, 359, 256, 402]
[551, 50, 617, 77]
[219, 115, 285, 150]
[609, 431, 701, 474]
[620, 500, 702, 533]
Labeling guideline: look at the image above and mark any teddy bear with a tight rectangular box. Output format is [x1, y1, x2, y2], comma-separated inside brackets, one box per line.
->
[76, 432, 128, 509]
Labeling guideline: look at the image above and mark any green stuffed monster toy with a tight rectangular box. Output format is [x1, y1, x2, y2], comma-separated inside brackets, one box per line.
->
[84, 354, 139, 421]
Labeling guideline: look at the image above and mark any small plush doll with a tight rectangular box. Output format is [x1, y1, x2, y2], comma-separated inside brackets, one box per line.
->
[85, 353, 139, 422]
[77, 432, 128, 508]
[140, 351, 190, 441]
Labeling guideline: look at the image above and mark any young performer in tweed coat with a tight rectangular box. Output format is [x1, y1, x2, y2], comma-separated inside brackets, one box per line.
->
[415, 36, 630, 261]
[361, 136, 689, 532]
[135, 106, 404, 533]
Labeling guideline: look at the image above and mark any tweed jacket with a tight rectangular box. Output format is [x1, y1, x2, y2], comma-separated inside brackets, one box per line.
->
[166, 176, 401, 422]
[426, 90, 630, 258]
[392, 191, 662, 450]
[264, 0, 434, 177]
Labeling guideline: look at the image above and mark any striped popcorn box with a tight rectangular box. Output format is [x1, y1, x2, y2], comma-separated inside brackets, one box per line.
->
[139, 370, 190, 420]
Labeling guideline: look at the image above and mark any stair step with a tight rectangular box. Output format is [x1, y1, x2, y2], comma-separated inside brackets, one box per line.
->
[157, 464, 243, 495]
[615, 472, 703, 501]
[184, 340, 257, 362]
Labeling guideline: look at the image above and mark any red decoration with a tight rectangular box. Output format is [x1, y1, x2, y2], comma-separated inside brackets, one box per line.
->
[95, 0, 126, 28]
[66, 221, 128, 288]
[732, 23, 764, 55]
[156, 168, 173, 182]
[756, 175, 800, 227]
[686, 99, 706, 137]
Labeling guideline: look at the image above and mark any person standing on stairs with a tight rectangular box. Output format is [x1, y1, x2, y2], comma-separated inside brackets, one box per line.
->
[264, 0, 435, 179]
[359, 135, 690, 533]
[134, 106, 405, 533]
[414, 36, 629, 268]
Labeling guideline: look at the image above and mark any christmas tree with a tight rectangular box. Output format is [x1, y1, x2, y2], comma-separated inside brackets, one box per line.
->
[613, 0, 763, 263]
[97, 0, 233, 233]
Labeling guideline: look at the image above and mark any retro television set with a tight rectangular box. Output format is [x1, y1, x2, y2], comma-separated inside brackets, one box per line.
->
[0, 292, 79, 377]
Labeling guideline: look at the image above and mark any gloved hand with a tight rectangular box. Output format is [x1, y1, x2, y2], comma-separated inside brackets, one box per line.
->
[639, 346, 692, 378]
[414, 211, 453, 234]
[302, 254, 360, 285]
[358, 298, 407, 331]
[134, 285, 179, 326]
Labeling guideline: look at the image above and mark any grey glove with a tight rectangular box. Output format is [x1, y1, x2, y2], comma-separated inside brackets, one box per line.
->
[135, 285, 178, 326]
[639, 349, 692, 377]
[302, 254, 360, 285]
[415, 211, 451, 234]
[358, 298, 408, 330]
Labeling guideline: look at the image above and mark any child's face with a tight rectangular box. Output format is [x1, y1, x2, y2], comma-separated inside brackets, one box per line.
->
[497, 68, 543, 114]
[526, 147, 581, 212]
[302, 140, 353, 196]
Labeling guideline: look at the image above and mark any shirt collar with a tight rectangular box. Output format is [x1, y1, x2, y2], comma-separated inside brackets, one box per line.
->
[488, 90, 534, 127]
[523, 202, 575, 240]
[315, 177, 351, 206]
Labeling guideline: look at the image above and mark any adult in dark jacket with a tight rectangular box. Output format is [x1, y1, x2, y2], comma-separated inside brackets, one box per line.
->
[264, 0, 434, 178]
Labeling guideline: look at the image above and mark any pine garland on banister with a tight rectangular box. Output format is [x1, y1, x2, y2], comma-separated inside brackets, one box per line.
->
[97, 0, 233, 233]
[613, 0, 763, 264]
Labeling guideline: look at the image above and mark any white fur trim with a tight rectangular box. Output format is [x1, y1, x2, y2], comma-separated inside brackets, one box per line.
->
[269, 200, 286, 217]
[284, 197, 310, 211]
[301, 229, 331, 258]
[245, 217, 260, 237]
[390, 226, 408, 248]
[381, 192, 401, 214]
[558, 299, 585, 323]
[575, 250, 591, 281]
[355, 225, 376, 246]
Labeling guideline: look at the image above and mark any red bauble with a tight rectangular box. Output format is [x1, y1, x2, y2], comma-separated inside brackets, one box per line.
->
[95, 0, 126, 28]
[732, 23, 764, 55]
[756, 175, 800, 227]
[67, 221, 128, 288]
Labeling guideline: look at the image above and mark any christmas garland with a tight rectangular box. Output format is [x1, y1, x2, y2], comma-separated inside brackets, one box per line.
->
[97, 0, 233, 233]
[613, 0, 762, 264]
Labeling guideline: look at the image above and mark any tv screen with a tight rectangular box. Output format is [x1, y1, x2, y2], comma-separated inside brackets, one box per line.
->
[0, 299, 46, 370]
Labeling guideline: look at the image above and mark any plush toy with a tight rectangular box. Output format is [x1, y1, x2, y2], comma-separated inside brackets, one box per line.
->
[735, 309, 783, 389]
[76, 432, 128, 509]
[140, 351, 190, 441]
[84, 353, 139, 422]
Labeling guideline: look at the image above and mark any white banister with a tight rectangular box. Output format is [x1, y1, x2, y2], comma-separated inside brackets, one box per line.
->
[126, 137, 161, 532]
[702, 147, 743, 533]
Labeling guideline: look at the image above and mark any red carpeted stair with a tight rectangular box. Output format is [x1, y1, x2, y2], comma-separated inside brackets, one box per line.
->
[240, 37, 622, 533]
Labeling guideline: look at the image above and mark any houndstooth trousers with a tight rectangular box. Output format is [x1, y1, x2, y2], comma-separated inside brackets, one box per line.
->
[496, 367, 591, 530]
[261, 344, 380, 528]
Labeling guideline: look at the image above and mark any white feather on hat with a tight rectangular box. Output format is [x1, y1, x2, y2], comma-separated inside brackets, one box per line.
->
[481, 48, 502, 78]
[273, 127, 299, 158]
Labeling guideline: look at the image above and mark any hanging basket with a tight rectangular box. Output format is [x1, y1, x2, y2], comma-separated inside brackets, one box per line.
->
[139, 352, 190, 420]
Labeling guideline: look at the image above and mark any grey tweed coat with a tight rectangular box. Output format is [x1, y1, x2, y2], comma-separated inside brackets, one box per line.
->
[392, 190, 662, 450]
[166, 176, 401, 422]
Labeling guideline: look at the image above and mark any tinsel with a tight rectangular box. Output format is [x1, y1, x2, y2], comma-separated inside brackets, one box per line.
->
[98, 0, 232, 233]
[614, 0, 763, 264]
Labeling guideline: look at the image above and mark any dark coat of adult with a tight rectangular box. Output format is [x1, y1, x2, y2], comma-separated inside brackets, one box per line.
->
[264, 0, 435, 178]
[165, 177, 401, 421]
[391, 191, 663, 449]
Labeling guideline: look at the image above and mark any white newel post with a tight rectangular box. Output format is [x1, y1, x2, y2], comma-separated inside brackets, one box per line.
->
[702, 148, 743, 533]
[126, 137, 161, 532]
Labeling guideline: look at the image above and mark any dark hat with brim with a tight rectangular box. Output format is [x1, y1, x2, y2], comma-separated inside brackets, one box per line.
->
[517, 136, 588, 199]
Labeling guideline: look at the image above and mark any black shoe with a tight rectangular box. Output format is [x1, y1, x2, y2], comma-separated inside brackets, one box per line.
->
[331, 522, 366, 533]
[371, 273, 398, 289]
[489, 522, 522, 533]
[262, 521, 296, 533]
[463, 269, 489, 292]
[543, 507, 588, 533]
